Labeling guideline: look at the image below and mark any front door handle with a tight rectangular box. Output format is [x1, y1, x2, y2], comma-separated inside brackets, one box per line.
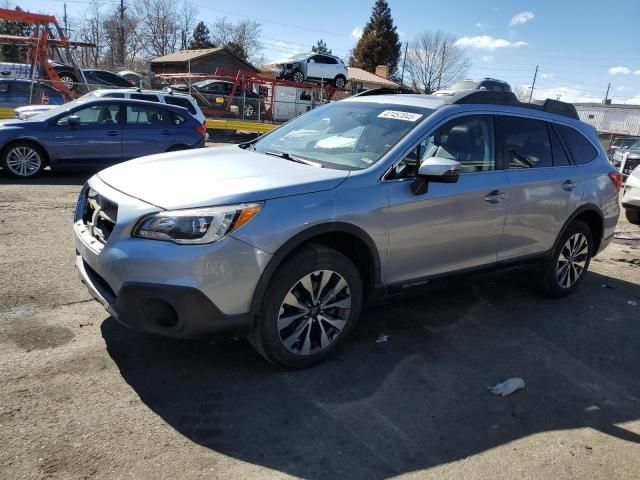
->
[484, 190, 507, 204]
[160, 130, 171, 136]
[105, 130, 120, 137]
[562, 180, 577, 191]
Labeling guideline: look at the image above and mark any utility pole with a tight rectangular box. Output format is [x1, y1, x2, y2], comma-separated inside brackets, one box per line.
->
[119, 0, 126, 68]
[63, 3, 68, 37]
[603, 82, 611, 104]
[528, 65, 538, 103]
[400, 42, 408, 86]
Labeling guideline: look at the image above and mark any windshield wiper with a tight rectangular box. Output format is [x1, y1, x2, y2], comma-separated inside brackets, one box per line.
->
[264, 150, 323, 168]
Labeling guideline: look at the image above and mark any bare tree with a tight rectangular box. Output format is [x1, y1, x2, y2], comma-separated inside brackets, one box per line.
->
[210, 17, 262, 63]
[102, 8, 138, 69]
[405, 31, 470, 94]
[178, 0, 199, 50]
[514, 84, 531, 102]
[132, 0, 179, 57]
[74, 1, 104, 68]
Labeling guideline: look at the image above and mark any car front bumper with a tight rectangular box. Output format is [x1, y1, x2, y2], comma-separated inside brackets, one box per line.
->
[73, 175, 271, 339]
[622, 173, 640, 210]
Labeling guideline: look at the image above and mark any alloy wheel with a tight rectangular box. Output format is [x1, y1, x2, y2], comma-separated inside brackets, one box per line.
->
[6, 146, 42, 177]
[556, 233, 589, 288]
[278, 270, 351, 356]
[335, 77, 345, 89]
[293, 71, 304, 82]
[60, 75, 74, 90]
[244, 104, 255, 118]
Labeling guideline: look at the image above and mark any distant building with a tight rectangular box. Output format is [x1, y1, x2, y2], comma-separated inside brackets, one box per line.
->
[575, 103, 640, 136]
[347, 66, 400, 94]
[150, 48, 259, 75]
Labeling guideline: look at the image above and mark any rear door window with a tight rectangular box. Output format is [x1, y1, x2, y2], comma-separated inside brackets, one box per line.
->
[103, 92, 125, 98]
[126, 104, 173, 125]
[500, 116, 553, 168]
[556, 125, 598, 165]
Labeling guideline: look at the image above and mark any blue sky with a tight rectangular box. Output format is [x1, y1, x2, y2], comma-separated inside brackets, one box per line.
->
[15, 0, 640, 103]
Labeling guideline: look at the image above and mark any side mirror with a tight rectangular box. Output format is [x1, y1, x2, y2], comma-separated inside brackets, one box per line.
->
[67, 115, 80, 127]
[411, 157, 461, 195]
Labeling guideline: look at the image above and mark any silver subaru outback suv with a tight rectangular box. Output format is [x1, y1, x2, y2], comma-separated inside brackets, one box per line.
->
[74, 90, 621, 368]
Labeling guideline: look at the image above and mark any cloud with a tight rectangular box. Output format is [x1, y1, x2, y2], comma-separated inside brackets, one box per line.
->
[635, 70, 640, 75]
[529, 85, 601, 103]
[476, 22, 490, 30]
[616, 86, 631, 92]
[540, 72, 553, 79]
[454, 35, 528, 50]
[481, 55, 493, 63]
[609, 66, 631, 75]
[351, 27, 363, 39]
[509, 11, 535, 27]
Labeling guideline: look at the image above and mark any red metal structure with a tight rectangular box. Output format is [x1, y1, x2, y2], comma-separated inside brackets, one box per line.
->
[156, 66, 347, 121]
[0, 8, 94, 101]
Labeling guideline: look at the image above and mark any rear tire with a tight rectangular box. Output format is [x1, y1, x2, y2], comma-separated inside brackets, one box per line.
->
[625, 208, 640, 225]
[250, 244, 363, 369]
[334, 75, 346, 89]
[166, 145, 189, 152]
[539, 220, 593, 298]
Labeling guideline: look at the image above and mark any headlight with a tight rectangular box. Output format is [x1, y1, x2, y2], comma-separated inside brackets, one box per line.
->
[133, 203, 262, 244]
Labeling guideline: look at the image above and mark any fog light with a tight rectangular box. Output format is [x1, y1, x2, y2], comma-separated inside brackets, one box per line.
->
[143, 298, 178, 328]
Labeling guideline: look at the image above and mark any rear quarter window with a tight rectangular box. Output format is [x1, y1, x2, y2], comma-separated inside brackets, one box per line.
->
[556, 125, 598, 165]
[164, 96, 196, 114]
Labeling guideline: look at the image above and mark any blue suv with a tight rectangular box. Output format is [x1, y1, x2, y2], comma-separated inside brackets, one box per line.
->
[1, 98, 206, 178]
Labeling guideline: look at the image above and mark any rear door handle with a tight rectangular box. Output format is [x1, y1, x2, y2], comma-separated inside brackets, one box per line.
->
[484, 190, 507, 204]
[562, 180, 577, 191]
[105, 130, 120, 137]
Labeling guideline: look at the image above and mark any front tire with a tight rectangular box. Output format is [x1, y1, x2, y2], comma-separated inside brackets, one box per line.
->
[58, 72, 77, 91]
[625, 208, 640, 225]
[539, 220, 593, 298]
[250, 244, 363, 369]
[292, 70, 305, 83]
[1, 142, 46, 178]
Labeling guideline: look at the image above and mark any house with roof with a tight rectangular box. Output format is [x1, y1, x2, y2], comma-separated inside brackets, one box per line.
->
[150, 47, 259, 75]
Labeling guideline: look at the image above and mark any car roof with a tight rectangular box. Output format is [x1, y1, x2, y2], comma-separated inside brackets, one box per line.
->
[342, 91, 586, 127]
[91, 88, 195, 99]
[68, 97, 191, 112]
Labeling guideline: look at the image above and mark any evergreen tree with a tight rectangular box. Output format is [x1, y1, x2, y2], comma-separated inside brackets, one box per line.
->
[226, 41, 248, 61]
[349, 0, 401, 77]
[0, 7, 31, 62]
[311, 39, 332, 55]
[188, 21, 215, 49]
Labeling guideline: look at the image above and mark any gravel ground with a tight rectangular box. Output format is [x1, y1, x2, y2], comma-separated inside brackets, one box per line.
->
[1, 168, 639, 480]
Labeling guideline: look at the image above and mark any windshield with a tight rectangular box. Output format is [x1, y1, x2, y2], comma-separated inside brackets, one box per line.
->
[450, 80, 478, 91]
[193, 79, 217, 88]
[29, 99, 91, 121]
[627, 140, 640, 150]
[287, 53, 311, 61]
[253, 101, 430, 170]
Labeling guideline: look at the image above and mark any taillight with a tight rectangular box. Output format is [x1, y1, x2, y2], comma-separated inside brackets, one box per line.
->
[608, 170, 623, 192]
[195, 123, 206, 137]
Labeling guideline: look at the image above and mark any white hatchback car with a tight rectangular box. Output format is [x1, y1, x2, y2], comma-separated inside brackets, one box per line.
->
[622, 165, 640, 224]
[15, 88, 206, 125]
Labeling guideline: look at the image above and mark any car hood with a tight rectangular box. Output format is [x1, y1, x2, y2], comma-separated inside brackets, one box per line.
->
[617, 148, 640, 158]
[98, 145, 350, 210]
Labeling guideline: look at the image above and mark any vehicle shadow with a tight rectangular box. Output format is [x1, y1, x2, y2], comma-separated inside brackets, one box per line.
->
[0, 169, 93, 186]
[101, 268, 640, 479]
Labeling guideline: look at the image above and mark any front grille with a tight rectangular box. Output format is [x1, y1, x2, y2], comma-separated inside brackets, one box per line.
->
[83, 259, 116, 303]
[623, 158, 640, 176]
[81, 188, 118, 244]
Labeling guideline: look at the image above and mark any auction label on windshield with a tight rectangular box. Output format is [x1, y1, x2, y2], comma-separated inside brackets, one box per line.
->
[377, 110, 423, 122]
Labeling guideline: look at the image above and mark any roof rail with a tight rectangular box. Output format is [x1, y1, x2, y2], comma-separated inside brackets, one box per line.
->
[353, 87, 415, 97]
[445, 90, 579, 120]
